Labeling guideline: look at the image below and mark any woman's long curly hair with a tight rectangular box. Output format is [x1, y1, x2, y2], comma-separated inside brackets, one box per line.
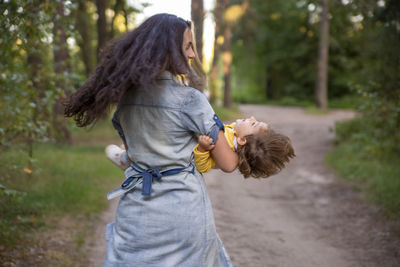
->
[64, 13, 205, 127]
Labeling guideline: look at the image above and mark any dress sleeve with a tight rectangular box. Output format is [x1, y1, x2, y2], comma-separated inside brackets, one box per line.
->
[180, 89, 224, 144]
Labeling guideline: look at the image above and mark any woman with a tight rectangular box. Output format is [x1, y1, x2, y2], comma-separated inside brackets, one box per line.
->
[65, 14, 237, 266]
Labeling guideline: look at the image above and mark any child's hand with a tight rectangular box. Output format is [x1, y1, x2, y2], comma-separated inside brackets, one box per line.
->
[198, 135, 215, 152]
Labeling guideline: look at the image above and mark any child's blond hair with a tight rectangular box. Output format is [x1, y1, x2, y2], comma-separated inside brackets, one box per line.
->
[236, 129, 295, 178]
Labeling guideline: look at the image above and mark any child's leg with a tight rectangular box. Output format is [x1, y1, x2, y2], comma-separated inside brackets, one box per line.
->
[105, 144, 131, 170]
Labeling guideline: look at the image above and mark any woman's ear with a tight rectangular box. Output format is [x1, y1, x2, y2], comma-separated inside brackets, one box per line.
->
[237, 136, 247, 146]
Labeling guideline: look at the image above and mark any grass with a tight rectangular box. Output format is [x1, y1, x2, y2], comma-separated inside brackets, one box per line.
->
[264, 97, 313, 107]
[212, 104, 242, 121]
[69, 117, 121, 143]
[305, 106, 330, 115]
[328, 95, 364, 109]
[326, 144, 400, 217]
[0, 142, 122, 247]
[234, 95, 362, 110]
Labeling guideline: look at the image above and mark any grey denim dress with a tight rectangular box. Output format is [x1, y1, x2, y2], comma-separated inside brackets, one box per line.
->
[103, 72, 233, 267]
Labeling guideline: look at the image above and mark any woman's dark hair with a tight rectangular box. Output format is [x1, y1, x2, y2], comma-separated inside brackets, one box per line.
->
[64, 13, 205, 127]
[237, 129, 295, 178]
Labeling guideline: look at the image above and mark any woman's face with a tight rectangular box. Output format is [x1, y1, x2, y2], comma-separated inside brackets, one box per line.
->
[182, 28, 195, 62]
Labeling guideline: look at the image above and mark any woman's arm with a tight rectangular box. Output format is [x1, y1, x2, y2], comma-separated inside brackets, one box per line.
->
[210, 130, 238, 172]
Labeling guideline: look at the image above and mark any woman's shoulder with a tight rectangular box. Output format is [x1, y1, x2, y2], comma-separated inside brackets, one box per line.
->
[178, 86, 206, 105]
[157, 72, 204, 100]
[166, 82, 205, 106]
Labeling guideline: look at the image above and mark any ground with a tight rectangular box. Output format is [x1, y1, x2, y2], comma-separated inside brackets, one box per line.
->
[86, 104, 400, 266]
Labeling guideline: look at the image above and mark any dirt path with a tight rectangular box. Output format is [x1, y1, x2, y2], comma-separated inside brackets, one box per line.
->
[85, 198, 118, 266]
[87, 105, 400, 266]
[206, 105, 400, 266]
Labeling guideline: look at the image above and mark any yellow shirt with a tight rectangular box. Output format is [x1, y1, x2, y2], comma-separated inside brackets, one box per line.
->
[193, 122, 236, 173]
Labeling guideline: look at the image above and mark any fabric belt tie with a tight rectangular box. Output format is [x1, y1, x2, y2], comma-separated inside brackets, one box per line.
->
[122, 166, 162, 196]
[107, 161, 195, 199]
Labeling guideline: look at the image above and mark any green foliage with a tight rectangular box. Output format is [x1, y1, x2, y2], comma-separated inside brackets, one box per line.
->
[231, 0, 321, 102]
[325, 0, 400, 220]
[333, 116, 390, 156]
[212, 104, 241, 121]
[0, 143, 122, 246]
[0, 1, 81, 150]
[69, 117, 121, 143]
[265, 97, 313, 107]
[230, 0, 383, 104]
[305, 106, 329, 115]
[327, 95, 364, 109]
[326, 143, 400, 217]
[345, 0, 400, 154]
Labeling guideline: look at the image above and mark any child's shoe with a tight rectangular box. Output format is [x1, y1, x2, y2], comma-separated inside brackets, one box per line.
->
[105, 144, 130, 170]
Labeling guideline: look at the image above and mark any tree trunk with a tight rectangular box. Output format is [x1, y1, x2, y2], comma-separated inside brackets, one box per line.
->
[209, 0, 223, 104]
[53, 0, 71, 143]
[222, 0, 233, 108]
[76, 0, 94, 76]
[96, 0, 108, 59]
[27, 44, 42, 153]
[222, 22, 232, 108]
[191, 0, 204, 62]
[265, 67, 276, 100]
[315, 0, 329, 109]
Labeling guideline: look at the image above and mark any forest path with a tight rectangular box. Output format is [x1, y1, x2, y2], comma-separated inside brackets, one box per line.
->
[87, 104, 400, 266]
[206, 104, 399, 266]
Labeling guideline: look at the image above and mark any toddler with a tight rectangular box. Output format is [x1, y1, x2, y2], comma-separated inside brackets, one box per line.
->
[194, 116, 295, 178]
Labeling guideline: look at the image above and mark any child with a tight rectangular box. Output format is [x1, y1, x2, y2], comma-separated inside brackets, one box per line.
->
[106, 116, 295, 179]
[194, 116, 295, 178]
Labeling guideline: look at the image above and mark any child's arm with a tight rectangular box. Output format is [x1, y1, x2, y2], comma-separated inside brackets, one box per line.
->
[193, 135, 218, 173]
[210, 130, 238, 172]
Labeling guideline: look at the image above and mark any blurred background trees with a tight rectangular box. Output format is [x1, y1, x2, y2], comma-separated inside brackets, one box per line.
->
[227, 0, 399, 153]
[0, 0, 141, 152]
[0, 0, 399, 154]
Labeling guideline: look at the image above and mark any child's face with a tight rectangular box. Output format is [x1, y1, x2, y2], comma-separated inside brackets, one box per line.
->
[235, 116, 269, 138]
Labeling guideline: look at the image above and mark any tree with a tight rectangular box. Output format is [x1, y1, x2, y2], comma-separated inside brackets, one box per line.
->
[222, 0, 248, 108]
[209, 0, 223, 104]
[26, 1, 49, 157]
[351, 0, 400, 153]
[0, 0, 63, 155]
[76, 0, 95, 76]
[222, 0, 232, 108]
[315, 0, 329, 109]
[53, 0, 71, 143]
[231, 0, 321, 102]
[96, 0, 109, 59]
[191, 0, 204, 62]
